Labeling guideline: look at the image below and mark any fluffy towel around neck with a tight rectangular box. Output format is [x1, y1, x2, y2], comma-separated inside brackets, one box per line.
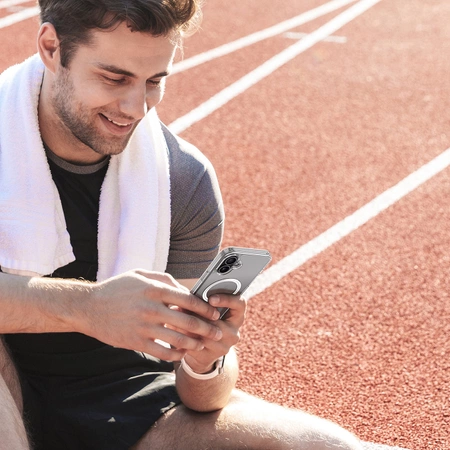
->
[0, 54, 171, 280]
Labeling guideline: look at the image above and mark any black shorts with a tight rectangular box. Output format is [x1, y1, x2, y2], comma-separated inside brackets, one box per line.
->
[18, 345, 181, 450]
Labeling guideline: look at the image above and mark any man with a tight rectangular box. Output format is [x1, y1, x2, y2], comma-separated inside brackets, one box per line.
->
[0, 1, 363, 449]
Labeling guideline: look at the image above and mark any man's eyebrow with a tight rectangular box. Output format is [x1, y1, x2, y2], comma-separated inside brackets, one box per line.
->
[95, 63, 170, 79]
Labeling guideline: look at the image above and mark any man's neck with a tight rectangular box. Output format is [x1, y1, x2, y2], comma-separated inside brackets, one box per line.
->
[43, 141, 109, 172]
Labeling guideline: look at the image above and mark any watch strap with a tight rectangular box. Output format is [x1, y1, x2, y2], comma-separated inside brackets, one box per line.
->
[180, 355, 225, 380]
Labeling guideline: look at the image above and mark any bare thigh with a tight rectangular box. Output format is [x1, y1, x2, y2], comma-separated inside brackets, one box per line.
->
[0, 338, 29, 450]
[131, 389, 362, 450]
[0, 336, 23, 413]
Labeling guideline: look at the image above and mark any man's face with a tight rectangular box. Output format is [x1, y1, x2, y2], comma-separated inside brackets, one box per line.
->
[48, 22, 177, 160]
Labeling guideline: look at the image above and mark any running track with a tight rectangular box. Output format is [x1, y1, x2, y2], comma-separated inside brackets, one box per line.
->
[1, 1, 449, 449]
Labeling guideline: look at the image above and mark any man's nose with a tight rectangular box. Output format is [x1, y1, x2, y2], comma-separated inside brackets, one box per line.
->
[118, 85, 148, 120]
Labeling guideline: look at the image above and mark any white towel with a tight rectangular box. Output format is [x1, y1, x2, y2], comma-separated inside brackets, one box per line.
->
[0, 54, 171, 280]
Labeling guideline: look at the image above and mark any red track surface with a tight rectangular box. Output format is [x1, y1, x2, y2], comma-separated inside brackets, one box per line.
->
[1, 1, 449, 449]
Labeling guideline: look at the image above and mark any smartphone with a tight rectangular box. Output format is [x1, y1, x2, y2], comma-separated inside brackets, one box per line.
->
[191, 247, 272, 318]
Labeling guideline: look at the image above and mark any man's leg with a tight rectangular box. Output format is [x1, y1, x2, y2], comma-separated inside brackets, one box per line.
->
[132, 389, 362, 450]
[0, 337, 30, 450]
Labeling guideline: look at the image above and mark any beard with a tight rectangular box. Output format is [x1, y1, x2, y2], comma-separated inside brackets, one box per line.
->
[50, 68, 137, 157]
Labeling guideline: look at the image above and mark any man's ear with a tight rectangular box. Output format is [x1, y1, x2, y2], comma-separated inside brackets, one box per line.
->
[37, 22, 61, 74]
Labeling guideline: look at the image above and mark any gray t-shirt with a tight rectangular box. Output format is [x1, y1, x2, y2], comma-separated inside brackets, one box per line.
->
[162, 125, 224, 279]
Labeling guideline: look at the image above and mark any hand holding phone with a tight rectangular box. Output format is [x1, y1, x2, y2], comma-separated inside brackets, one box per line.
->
[191, 247, 271, 318]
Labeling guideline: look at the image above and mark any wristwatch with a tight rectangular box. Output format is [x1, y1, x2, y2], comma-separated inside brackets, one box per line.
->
[180, 355, 225, 380]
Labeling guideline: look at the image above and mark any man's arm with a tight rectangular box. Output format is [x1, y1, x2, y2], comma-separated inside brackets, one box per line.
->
[0, 271, 91, 334]
[0, 270, 223, 362]
[175, 279, 244, 412]
[174, 345, 239, 412]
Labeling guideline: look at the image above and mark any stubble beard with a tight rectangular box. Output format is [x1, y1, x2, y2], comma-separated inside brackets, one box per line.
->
[51, 68, 134, 157]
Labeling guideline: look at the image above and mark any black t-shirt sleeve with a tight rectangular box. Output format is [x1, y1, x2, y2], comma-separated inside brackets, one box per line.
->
[163, 125, 225, 280]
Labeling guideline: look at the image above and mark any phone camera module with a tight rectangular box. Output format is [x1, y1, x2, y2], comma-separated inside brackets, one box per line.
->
[217, 255, 241, 274]
[217, 265, 232, 274]
[224, 256, 238, 265]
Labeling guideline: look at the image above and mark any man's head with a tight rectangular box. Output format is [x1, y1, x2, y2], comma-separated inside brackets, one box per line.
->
[37, 0, 202, 163]
[38, 0, 203, 67]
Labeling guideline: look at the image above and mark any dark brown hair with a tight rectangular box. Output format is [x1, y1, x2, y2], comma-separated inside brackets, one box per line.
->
[38, 0, 203, 66]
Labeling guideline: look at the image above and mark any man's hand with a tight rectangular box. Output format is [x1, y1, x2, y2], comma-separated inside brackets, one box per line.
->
[78, 270, 224, 361]
[172, 293, 246, 412]
[178, 293, 247, 374]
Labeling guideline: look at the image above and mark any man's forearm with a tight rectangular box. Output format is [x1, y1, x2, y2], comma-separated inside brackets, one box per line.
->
[0, 270, 225, 362]
[0, 272, 91, 334]
[175, 348, 239, 412]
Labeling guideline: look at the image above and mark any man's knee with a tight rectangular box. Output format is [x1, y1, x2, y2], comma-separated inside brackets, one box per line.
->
[303, 416, 362, 450]
[226, 389, 363, 450]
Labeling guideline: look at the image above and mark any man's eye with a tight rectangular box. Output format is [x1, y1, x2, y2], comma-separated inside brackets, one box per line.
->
[147, 79, 162, 87]
[103, 76, 126, 84]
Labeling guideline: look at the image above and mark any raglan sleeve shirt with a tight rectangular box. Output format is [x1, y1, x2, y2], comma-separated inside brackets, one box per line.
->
[163, 125, 225, 280]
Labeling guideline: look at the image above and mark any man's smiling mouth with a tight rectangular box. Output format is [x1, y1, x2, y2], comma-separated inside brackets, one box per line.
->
[101, 113, 133, 127]
[99, 113, 135, 135]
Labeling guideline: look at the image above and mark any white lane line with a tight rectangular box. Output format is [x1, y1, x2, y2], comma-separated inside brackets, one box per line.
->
[0, 5, 38, 29]
[0, 0, 30, 9]
[245, 147, 450, 300]
[283, 31, 348, 43]
[169, 0, 381, 134]
[172, 0, 357, 74]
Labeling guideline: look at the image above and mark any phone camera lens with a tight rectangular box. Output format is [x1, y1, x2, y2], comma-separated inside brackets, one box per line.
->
[224, 256, 238, 265]
[218, 265, 232, 274]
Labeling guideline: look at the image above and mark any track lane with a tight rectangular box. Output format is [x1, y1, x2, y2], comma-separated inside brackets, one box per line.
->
[235, 166, 450, 448]
[168, 0, 382, 134]
[174, 0, 450, 265]
[171, 0, 358, 74]
[164, 1, 449, 448]
[246, 147, 450, 299]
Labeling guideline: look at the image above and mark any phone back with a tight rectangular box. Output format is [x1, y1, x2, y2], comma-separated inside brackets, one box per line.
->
[191, 247, 271, 301]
